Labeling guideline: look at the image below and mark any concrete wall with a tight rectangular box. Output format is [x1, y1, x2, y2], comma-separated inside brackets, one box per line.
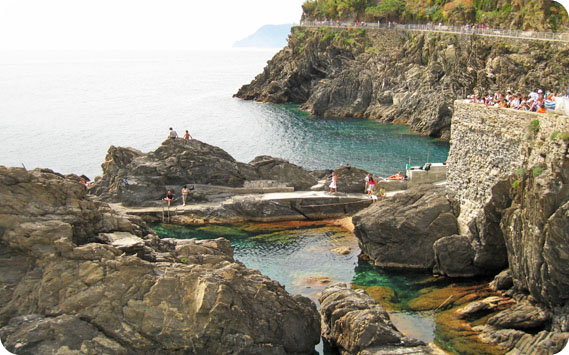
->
[448, 100, 569, 233]
[407, 163, 447, 186]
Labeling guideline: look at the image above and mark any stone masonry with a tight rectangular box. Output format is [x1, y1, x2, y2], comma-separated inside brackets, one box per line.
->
[448, 100, 569, 233]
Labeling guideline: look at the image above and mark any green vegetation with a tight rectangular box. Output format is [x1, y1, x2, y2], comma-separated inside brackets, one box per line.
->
[515, 168, 525, 178]
[301, 0, 568, 31]
[180, 257, 188, 263]
[528, 119, 540, 136]
[561, 132, 569, 142]
[532, 167, 543, 177]
[551, 131, 560, 140]
[512, 180, 520, 189]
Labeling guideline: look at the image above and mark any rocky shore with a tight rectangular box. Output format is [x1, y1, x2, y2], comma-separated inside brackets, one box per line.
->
[235, 27, 569, 139]
[0, 166, 321, 354]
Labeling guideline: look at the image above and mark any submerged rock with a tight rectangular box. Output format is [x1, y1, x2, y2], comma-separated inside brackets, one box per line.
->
[353, 184, 459, 271]
[318, 283, 436, 354]
[0, 166, 321, 354]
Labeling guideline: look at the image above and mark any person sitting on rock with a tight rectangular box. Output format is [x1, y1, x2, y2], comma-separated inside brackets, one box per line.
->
[379, 187, 386, 201]
[168, 127, 178, 139]
[183, 130, 192, 140]
[370, 187, 379, 202]
[386, 171, 405, 181]
[163, 190, 175, 206]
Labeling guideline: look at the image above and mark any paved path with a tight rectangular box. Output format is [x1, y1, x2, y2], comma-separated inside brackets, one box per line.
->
[113, 190, 378, 215]
[299, 21, 569, 43]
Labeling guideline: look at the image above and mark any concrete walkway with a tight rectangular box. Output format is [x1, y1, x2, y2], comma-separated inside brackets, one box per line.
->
[110, 190, 398, 223]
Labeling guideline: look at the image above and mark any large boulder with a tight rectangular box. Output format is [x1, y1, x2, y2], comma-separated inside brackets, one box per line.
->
[353, 184, 459, 270]
[0, 166, 321, 354]
[249, 155, 317, 190]
[92, 139, 320, 206]
[433, 235, 477, 277]
[318, 283, 435, 354]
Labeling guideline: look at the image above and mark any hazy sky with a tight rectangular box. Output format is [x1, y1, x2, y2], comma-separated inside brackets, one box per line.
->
[1, 0, 568, 50]
[0, 0, 305, 50]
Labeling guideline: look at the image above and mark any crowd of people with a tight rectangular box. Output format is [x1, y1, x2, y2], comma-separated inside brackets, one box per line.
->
[465, 89, 568, 113]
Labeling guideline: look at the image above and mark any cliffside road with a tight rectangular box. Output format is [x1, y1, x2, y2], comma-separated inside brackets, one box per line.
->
[300, 21, 569, 42]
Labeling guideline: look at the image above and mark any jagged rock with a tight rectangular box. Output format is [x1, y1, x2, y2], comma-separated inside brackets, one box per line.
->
[490, 269, 514, 291]
[0, 314, 127, 354]
[456, 296, 505, 318]
[433, 234, 477, 277]
[500, 128, 569, 307]
[249, 155, 317, 190]
[487, 302, 550, 331]
[353, 184, 459, 270]
[0, 167, 321, 354]
[466, 179, 511, 274]
[318, 283, 435, 354]
[235, 28, 569, 139]
[91, 139, 321, 206]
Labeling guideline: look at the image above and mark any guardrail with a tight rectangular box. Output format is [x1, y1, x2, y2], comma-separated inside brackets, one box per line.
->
[299, 20, 569, 43]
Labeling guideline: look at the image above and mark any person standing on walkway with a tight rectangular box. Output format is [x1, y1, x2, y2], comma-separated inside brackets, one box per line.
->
[183, 130, 192, 140]
[329, 171, 338, 193]
[181, 185, 189, 206]
[168, 127, 178, 139]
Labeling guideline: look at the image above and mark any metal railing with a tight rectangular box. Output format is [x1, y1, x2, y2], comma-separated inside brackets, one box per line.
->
[299, 20, 569, 43]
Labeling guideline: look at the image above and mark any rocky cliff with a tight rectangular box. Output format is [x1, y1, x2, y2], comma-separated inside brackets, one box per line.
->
[235, 27, 569, 139]
[0, 166, 321, 354]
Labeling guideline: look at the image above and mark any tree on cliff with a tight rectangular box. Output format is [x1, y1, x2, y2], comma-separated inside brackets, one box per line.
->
[302, 0, 568, 31]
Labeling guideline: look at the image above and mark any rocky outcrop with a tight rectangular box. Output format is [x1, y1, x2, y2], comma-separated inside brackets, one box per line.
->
[0, 166, 321, 354]
[353, 184, 459, 271]
[92, 138, 318, 206]
[235, 27, 569, 139]
[318, 283, 436, 354]
[249, 155, 318, 191]
[499, 123, 569, 308]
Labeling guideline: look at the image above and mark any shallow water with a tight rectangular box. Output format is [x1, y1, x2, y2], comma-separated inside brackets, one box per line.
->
[152, 221, 505, 354]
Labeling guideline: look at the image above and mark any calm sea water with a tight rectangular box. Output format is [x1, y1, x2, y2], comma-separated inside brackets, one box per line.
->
[0, 49, 448, 178]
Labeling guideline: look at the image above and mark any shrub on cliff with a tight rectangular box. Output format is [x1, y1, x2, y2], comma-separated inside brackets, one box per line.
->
[301, 0, 568, 31]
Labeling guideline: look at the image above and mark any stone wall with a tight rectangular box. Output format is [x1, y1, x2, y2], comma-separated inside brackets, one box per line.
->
[448, 100, 569, 233]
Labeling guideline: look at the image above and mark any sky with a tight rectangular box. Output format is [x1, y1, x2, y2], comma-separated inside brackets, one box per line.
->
[0, 0, 568, 50]
[0, 0, 305, 50]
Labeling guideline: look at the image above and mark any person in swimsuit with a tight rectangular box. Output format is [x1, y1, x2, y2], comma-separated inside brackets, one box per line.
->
[329, 171, 338, 193]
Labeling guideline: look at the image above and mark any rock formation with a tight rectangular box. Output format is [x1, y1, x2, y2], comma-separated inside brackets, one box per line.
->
[352, 184, 459, 270]
[318, 283, 437, 354]
[235, 27, 569, 139]
[0, 166, 321, 354]
[91, 138, 319, 206]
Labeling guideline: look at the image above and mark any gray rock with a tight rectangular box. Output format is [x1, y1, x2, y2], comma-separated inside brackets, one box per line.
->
[0, 167, 321, 354]
[249, 155, 317, 190]
[487, 302, 550, 331]
[318, 283, 435, 355]
[353, 185, 459, 270]
[433, 234, 477, 277]
[92, 139, 321, 206]
[490, 269, 514, 291]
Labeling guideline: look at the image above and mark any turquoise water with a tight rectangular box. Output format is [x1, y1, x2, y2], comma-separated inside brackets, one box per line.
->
[152, 222, 446, 351]
[0, 50, 448, 179]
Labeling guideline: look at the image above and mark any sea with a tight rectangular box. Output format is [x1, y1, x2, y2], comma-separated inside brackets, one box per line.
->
[0, 49, 448, 179]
